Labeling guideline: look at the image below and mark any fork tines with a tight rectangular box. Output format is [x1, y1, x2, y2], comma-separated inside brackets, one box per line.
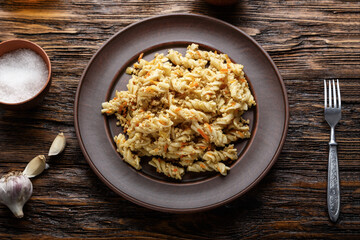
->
[324, 79, 341, 109]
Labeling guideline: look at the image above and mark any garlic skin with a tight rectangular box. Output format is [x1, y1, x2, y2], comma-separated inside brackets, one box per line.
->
[23, 155, 46, 178]
[48, 132, 66, 156]
[0, 171, 33, 218]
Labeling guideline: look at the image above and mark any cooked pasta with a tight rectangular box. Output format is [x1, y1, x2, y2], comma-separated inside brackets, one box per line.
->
[187, 161, 230, 176]
[149, 158, 185, 180]
[102, 43, 256, 180]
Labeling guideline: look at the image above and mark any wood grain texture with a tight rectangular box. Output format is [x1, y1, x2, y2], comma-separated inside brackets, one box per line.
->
[0, 0, 359, 239]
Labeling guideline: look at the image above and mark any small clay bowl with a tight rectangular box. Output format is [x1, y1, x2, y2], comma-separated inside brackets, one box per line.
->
[0, 39, 51, 110]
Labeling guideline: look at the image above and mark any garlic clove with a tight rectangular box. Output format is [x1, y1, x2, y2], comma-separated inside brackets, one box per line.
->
[0, 171, 33, 218]
[48, 132, 66, 156]
[23, 155, 46, 178]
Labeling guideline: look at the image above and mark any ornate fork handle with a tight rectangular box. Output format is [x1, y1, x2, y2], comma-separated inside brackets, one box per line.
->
[327, 135, 340, 222]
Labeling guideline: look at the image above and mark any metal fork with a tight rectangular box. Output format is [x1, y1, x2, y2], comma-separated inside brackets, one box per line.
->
[324, 79, 341, 222]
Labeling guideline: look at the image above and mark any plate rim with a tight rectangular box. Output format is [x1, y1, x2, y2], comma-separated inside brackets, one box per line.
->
[74, 13, 289, 213]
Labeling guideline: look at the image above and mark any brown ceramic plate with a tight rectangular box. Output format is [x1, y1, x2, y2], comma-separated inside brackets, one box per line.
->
[74, 14, 289, 213]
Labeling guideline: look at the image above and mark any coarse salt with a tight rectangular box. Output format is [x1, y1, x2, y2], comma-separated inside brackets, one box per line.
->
[0, 48, 48, 103]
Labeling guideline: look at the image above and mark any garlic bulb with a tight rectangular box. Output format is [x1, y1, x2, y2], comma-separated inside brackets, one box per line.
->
[0, 171, 33, 218]
[23, 155, 46, 178]
[48, 132, 66, 156]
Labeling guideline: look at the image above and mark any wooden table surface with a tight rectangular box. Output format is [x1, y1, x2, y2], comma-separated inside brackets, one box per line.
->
[1, 0, 359, 239]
